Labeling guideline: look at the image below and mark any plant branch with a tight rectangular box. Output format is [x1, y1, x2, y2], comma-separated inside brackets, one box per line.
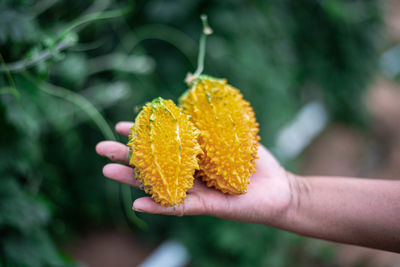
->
[24, 73, 116, 141]
[60, 7, 130, 39]
[2, 39, 75, 73]
[1, 7, 129, 73]
[0, 53, 20, 98]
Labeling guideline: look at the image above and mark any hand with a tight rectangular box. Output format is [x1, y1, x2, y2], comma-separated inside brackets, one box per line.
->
[96, 122, 295, 225]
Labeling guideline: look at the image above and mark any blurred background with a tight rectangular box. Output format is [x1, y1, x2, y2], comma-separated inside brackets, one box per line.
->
[1, 0, 400, 266]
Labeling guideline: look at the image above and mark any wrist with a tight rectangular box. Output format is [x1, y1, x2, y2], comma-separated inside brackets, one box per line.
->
[280, 172, 311, 230]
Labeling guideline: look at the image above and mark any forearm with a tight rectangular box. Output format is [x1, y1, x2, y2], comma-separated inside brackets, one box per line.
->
[281, 175, 400, 252]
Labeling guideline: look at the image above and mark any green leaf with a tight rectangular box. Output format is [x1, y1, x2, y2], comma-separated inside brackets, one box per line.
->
[0, 178, 49, 231]
[3, 229, 69, 267]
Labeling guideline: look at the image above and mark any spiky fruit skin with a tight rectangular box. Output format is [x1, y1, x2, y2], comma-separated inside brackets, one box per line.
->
[179, 76, 260, 194]
[128, 98, 202, 206]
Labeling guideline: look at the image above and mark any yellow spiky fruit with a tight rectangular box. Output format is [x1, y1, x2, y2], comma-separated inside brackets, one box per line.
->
[128, 97, 202, 206]
[179, 75, 260, 194]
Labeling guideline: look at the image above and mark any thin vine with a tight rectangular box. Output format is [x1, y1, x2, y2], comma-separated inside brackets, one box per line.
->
[185, 14, 213, 86]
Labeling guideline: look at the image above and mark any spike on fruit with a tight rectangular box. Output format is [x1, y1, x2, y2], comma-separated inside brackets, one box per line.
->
[179, 76, 260, 194]
[128, 98, 203, 206]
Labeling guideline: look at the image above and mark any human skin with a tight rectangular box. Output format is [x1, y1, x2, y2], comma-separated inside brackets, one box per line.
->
[96, 121, 400, 253]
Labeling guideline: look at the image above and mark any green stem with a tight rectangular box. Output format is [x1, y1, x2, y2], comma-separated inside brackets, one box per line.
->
[121, 184, 148, 231]
[0, 53, 20, 99]
[1, 39, 75, 73]
[60, 7, 130, 39]
[123, 24, 196, 66]
[24, 73, 116, 140]
[193, 14, 213, 77]
[1, 7, 129, 73]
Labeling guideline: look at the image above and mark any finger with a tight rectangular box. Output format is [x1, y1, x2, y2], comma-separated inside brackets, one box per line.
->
[132, 194, 205, 216]
[96, 141, 130, 165]
[115, 121, 134, 137]
[187, 178, 209, 194]
[103, 163, 141, 188]
[256, 145, 281, 173]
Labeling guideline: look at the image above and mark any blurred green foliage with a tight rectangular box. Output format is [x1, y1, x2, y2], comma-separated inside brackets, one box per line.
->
[0, 0, 382, 266]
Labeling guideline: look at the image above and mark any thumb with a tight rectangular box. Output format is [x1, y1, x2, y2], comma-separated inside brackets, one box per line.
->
[133, 195, 205, 216]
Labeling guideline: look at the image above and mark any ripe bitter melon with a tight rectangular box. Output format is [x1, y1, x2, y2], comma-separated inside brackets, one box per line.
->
[128, 98, 202, 206]
[180, 75, 260, 194]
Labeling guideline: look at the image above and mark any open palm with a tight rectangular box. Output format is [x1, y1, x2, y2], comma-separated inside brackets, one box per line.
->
[96, 122, 294, 225]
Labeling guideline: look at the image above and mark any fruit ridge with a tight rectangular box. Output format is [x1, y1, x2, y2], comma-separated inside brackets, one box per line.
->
[128, 98, 202, 206]
[180, 75, 260, 194]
